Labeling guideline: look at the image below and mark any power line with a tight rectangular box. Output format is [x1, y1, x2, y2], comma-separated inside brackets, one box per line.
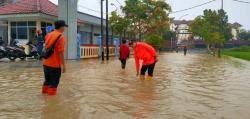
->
[170, 0, 216, 14]
[115, 0, 122, 6]
[232, 0, 250, 4]
[78, 5, 112, 15]
[78, 5, 101, 14]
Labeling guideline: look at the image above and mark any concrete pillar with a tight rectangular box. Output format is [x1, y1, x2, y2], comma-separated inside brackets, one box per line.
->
[59, 0, 78, 59]
[36, 20, 41, 31]
[90, 24, 94, 44]
[7, 21, 11, 44]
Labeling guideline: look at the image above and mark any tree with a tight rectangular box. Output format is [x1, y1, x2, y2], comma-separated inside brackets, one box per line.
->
[163, 30, 176, 41]
[122, 0, 171, 39]
[238, 29, 250, 40]
[145, 34, 164, 49]
[190, 9, 232, 57]
[218, 9, 233, 41]
[109, 11, 129, 40]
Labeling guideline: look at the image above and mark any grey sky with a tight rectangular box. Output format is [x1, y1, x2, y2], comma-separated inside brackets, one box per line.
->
[50, 0, 250, 30]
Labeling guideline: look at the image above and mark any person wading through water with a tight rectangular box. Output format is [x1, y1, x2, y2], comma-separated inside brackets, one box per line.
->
[133, 42, 157, 80]
[119, 40, 130, 69]
[42, 20, 67, 96]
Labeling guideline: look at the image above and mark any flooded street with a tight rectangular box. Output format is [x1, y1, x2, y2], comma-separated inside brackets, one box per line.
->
[1, 51, 250, 119]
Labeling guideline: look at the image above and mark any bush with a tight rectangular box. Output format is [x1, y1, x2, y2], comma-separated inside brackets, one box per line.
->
[232, 46, 250, 52]
[145, 34, 164, 49]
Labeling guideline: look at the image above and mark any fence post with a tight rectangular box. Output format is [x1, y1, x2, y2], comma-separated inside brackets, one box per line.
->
[113, 38, 120, 59]
[76, 34, 81, 60]
[97, 36, 103, 61]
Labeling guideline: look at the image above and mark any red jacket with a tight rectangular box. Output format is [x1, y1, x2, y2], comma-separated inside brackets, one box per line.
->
[134, 42, 156, 73]
[120, 44, 130, 60]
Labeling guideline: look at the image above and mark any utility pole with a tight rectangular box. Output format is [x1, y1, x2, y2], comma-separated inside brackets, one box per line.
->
[106, 0, 109, 60]
[218, 0, 224, 58]
[101, 0, 104, 61]
[221, 0, 224, 10]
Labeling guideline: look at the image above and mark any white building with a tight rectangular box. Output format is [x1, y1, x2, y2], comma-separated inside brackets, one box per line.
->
[170, 20, 192, 45]
[170, 20, 242, 45]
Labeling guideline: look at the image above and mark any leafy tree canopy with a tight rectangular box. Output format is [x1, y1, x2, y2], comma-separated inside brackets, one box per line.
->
[190, 9, 232, 46]
[145, 34, 164, 49]
[122, 0, 172, 38]
[238, 29, 250, 41]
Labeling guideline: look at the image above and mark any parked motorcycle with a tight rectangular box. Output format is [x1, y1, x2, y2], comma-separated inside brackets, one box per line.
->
[15, 41, 39, 60]
[0, 40, 17, 61]
[0, 41, 7, 59]
[5, 46, 18, 61]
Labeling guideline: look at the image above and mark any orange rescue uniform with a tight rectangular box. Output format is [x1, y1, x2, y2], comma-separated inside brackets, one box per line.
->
[42, 30, 65, 68]
[134, 42, 156, 74]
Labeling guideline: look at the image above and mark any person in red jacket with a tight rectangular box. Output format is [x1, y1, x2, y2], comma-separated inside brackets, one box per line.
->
[133, 42, 157, 80]
[119, 40, 130, 69]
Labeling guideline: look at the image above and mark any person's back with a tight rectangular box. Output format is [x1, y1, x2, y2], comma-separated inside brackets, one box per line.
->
[35, 30, 44, 57]
[120, 44, 130, 60]
[42, 20, 67, 96]
[119, 40, 130, 69]
[184, 46, 187, 56]
[42, 30, 65, 68]
[134, 42, 156, 65]
[133, 42, 156, 80]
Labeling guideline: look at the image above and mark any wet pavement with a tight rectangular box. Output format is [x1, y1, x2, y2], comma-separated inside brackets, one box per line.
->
[1, 51, 250, 119]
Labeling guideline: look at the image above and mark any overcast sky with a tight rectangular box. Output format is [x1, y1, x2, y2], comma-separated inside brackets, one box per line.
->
[49, 0, 250, 30]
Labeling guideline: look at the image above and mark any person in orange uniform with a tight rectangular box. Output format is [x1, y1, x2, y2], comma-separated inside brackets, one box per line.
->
[119, 40, 130, 69]
[133, 42, 157, 80]
[42, 20, 67, 96]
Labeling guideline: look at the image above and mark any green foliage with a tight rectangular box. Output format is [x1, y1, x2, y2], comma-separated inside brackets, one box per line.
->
[109, 11, 129, 36]
[163, 30, 176, 41]
[231, 46, 250, 52]
[122, 0, 171, 38]
[223, 46, 250, 60]
[238, 29, 250, 40]
[145, 34, 164, 49]
[190, 9, 232, 46]
[223, 50, 250, 61]
[218, 9, 233, 41]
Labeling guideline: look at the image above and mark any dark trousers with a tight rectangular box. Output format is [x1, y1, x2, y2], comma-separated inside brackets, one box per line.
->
[184, 49, 187, 56]
[120, 59, 127, 69]
[141, 62, 156, 77]
[43, 65, 61, 88]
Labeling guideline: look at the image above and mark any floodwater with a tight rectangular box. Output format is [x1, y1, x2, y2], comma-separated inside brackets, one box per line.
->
[1, 51, 250, 119]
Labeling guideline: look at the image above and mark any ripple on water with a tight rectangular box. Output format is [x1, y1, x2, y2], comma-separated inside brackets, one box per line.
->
[1, 52, 250, 119]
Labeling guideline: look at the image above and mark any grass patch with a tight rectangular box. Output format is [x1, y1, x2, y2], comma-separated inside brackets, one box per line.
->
[223, 46, 250, 61]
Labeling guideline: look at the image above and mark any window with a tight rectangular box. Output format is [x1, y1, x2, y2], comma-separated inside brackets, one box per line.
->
[79, 31, 92, 44]
[17, 22, 27, 27]
[17, 27, 27, 39]
[28, 21, 36, 27]
[11, 27, 16, 39]
[10, 21, 36, 40]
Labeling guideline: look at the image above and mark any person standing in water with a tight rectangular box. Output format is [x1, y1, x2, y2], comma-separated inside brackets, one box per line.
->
[35, 29, 44, 58]
[133, 42, 157, 80]
[119, 40, 130, 69]
[42, 20, 67, 96]
[184, 46, 187, 56]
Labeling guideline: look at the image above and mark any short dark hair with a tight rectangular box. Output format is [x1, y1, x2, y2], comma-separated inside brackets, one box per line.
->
[122, 40, 126, 44]
[55, 20, 68, 29]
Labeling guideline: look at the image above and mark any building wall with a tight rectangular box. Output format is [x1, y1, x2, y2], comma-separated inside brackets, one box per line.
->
[78, 22, 111, 45]
[231, 28, 238, 40]
[0, 21, 7, 43]
[0, 26, 7, 42]
[176, 24, 191, 44]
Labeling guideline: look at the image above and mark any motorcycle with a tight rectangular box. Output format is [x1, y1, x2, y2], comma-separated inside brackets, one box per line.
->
[15, 41, 39, 60]
[0, 40, 17, 61]
[0, 42, 7, 59]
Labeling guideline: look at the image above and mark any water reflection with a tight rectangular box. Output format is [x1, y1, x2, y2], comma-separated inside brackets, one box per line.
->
[0, 52, 250, 119]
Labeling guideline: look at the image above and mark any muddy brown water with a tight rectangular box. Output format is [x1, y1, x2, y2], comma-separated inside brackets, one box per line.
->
[0, 52, 250, 119]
